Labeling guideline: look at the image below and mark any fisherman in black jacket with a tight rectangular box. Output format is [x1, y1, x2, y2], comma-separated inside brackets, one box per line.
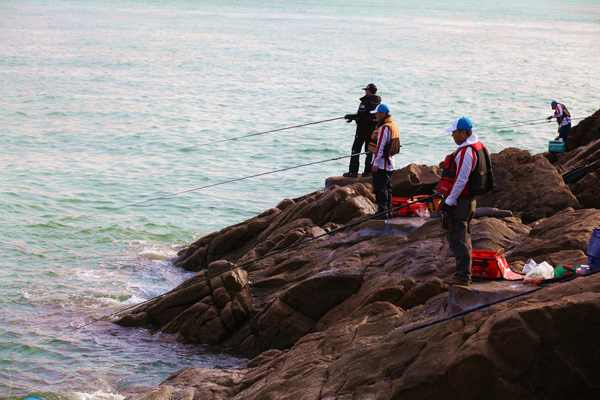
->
[343, 83, 381, 178]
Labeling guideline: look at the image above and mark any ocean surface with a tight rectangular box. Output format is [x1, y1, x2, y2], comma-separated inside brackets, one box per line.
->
[1, 0, 599, 398]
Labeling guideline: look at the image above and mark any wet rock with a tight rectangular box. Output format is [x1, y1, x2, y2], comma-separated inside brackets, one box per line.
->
[123, 367, 245, 400]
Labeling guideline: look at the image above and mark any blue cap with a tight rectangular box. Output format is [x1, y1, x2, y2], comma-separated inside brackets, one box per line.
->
[370, 104, 389, 114]
[445, 117, 473, 132]
[551, 100, 557, 106]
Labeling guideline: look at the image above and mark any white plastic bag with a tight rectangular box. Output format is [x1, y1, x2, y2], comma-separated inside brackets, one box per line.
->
[524, 261, 554, 280]
[523, 258, 537, 274]
[415, 207, 430, 218]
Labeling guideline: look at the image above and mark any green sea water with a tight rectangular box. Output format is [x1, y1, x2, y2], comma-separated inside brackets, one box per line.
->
[1, 0, 600, 398]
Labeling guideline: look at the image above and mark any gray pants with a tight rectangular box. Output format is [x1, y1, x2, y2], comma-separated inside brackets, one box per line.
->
[447, 196, 476, 282]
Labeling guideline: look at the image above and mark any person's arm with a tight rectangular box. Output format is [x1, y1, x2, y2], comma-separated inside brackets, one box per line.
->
[548, 104, 563, 121]
[444, 147, 476, 206]
[553, 104, 564, 118]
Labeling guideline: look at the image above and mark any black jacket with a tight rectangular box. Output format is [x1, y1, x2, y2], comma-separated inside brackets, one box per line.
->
[346, 94, 381, 139]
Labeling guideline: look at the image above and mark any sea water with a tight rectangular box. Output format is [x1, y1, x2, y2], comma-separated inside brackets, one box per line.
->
[1, 0, 600, 397]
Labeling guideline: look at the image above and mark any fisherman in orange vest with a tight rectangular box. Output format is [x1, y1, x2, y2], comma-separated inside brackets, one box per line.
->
[370, 104, 400, 216]
[438, 117, 493, 286]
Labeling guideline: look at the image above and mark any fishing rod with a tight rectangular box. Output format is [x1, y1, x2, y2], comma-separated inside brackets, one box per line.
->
[480, 116, 587, 130]
[53, 193, 443, 340]
[84, 151, 368, 218]
[176, 116, 345, 152]
[403, 268, 600, 334]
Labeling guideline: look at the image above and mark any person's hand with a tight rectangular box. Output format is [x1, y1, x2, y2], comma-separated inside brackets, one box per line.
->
[372, 165, 378, 172]
[441, 202, 454, 215]
[344, 114, 353, 123]
[546, 116, 552, 121]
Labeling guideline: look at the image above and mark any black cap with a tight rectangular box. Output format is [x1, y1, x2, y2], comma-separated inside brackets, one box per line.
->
[362, 83, 377, 92]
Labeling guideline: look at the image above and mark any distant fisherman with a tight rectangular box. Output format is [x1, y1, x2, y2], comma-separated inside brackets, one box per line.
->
[369, 104, 400, 216]
[546, 100, 571, 142]
[343, 83, 381, 178]
[438, 117, 493, 286]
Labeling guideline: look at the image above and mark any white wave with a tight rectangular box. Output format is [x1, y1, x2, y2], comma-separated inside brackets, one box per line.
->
[69, 391, 125, 400]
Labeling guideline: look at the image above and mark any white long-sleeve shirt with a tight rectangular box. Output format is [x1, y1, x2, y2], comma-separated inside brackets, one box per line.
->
[552, 104, 571, 127]
[445, 134, 480, 206]
[372, 125, 395, 171]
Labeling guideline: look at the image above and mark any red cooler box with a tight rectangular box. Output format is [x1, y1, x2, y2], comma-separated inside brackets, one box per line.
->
[471, 250, 523, 280]
[472, 250, 508, 279]
[391, 197, 428, 217]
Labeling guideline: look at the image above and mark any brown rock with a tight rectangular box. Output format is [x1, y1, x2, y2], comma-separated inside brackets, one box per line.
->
[507, 208, 600, 263]
[390, 163, 443, 197]
[565, 108, 600, 151]
[477, 148, 579, 219]
[398, 277, 448, 310]
[569, 170, 600, 209]
[546, 250, 589, 267]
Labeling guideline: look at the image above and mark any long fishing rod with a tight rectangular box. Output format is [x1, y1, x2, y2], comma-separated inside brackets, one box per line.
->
[480, 116, 587, 130]
[53, 193, 442, 340]
[176, 116, 345, 152]
[85, 151, 368, 218]
[403, 269, 600, 334]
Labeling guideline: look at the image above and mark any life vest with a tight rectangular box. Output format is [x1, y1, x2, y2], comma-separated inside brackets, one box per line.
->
[368, 128, 378, 153]
[367, 118, 401, 156]
[439, 142, 494, 197]
[556, 103, 571, 125]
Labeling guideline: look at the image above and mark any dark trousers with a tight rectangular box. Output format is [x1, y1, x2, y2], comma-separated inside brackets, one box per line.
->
[349, 135, 373, 174]
[558, 123, 571, 141]
[447, 196, 476, 282]
[372, 169, 393, 214]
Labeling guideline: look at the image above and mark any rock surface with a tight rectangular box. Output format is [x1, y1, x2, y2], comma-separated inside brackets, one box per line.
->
[565, 108, 600, 151]
[116, 112, 600, 399]
[477, 148, 579, 220]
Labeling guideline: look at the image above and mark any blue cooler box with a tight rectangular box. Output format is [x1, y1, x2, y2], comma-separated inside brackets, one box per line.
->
[548, 140, 565, 153]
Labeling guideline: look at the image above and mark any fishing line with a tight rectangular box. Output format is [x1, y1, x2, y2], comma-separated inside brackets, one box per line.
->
[52, 194, 442, 341]
[175, 116, 345, 152]
[480, 116, 587, 130]
[84, 151, 368, 218]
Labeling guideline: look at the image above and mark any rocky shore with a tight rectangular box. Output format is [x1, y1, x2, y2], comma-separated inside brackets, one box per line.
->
[116, 109, 600, 399]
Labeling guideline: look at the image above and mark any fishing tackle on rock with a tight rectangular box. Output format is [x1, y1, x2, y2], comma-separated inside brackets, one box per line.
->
[85, 151, 368, 218]
[55, 193, 443, 340]
[176, 116, 345, 152]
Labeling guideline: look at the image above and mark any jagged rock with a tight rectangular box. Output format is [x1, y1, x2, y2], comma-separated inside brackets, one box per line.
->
[557, 138, 600, 171]
[477, 148, 579, 219]
[115, 260, 256, 351]
[390, 163, 443, 197]
[325, 175, 371, 189]
[115, 118, 600, 399]
[397, 278, 447, 310]
[123, 367, 245, 400]
[172, 183, 376, 273]
[570, 171, 600, 209]
[325, 163, 443, 199]
[565, 108, 600, 151]
[229, 274, 600, 400]
[506, 208, 600, 264]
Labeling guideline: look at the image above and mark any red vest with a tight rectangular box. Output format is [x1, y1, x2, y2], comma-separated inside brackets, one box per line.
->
[439, 142, 489, 197]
